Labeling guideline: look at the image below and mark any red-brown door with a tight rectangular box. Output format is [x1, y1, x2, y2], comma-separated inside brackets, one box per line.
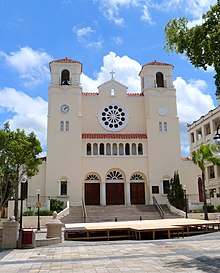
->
[85, 183, 100, 205]
[106, 183, 124, 205]
[130, 183, 145, 205]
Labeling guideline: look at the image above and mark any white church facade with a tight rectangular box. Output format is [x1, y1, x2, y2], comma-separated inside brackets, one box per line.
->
[27, 57, 200, 210]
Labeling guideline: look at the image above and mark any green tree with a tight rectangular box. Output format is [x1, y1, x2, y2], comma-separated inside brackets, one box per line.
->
[167, 171, 185, 210]
[0, 122, 42, 219]
[164, 2, 220, 97]
[191, 143, 220, 220]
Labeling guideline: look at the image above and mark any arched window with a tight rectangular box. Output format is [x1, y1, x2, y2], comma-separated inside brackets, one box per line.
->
[113, 143, 117, 155]
[61, 69, 70, 85]
[106, 143, 111, 155]
[138, 143, 143, 155]
[156, 72, 164, 87]
[93, 143, 98, 155]
[132, 143, 136, 155]
[85, 174, 100, 181]
[99, 143, 104, 155]
[130, 173, 144, 180]
[87, 143, 91, 155]
[106, 170, 124, 180]
[125, 143, 130, 155]
[60, 180, 67, 195]
[119, 143, 123, 155]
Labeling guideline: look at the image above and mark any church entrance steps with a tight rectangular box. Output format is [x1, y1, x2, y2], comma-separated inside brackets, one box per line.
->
[60, 206, 84, 224]
[85, 205, 176, 223]
[60, 205, 180, 224]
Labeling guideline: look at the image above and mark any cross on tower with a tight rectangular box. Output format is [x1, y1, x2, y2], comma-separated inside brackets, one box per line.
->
[109, 70, 115, 80]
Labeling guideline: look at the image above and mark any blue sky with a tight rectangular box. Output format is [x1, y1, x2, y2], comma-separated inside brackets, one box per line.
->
[0, 0, 217, 156]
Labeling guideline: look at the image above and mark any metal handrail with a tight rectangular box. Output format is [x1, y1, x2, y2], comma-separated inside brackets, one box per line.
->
[152, 195, 165, 219]
[82, 198, 87, 223]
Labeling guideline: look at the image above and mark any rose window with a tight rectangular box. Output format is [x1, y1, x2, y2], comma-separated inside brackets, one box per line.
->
[98, 103, 128, 131]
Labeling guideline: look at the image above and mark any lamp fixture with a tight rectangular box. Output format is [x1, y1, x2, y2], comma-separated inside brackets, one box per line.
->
[210, 124, 220, 158]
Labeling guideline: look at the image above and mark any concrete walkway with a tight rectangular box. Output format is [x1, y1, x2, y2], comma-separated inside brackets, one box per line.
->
[0, 231, 220, 273]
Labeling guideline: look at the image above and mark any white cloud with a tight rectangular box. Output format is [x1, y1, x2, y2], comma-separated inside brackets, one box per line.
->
[174, 76, 215, 156]
[72, 25, 103, 49]
[97, 0, 152, 25]
[73, 26, 95, 39]
[96, 0, 216, 26]
[81, 51, 141, 92]
[140, 5, 154, 25]
[111, 36, 123, 45]
[0, 87, 48, 148]
[175, 77, 214, 123]
[157, 0, 216, 26]
[0, 47, 52, 87]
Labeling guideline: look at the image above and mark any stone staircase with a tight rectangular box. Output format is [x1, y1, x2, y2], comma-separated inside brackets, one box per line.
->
[160, 205, 181, 219]
[60, 205, 180, 224]
[60, 206, 85, 224]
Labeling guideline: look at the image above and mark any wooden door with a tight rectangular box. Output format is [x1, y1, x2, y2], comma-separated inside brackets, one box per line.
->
[85, 183, 100, 205]
[130, 183, 145, 205]
[106, 183, 124, 205]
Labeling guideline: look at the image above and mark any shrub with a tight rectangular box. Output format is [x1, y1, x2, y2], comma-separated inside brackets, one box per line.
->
[216, 205, 220, 212]
[206, 204, 216, 213]
[23, 210, 34, 216]
[192, 209, 203, 213]
[35, 210, 53, 216]
[50, 199, 64, 213]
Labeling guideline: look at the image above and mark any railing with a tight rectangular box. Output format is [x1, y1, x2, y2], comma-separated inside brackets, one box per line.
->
[82, 198, 87, 223]
[152, 196, 165, 219]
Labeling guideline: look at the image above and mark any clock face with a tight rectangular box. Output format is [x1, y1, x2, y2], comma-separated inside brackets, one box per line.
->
[61, 104, 70, 113]
[157, 106, 168, 116]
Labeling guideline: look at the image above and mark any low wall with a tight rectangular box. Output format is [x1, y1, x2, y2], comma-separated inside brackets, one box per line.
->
[22, 216, 62, 229]
[188, 213, 220, 220]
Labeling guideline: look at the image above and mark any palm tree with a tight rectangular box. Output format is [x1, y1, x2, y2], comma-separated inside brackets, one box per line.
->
[192, 143, 220, 220]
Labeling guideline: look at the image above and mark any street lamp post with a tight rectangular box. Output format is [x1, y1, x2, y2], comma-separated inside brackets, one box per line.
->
[18, 177, 26, 248]
[210, 124, 220, 158]
[183, 185, 188, 218]
[36, 189, 41, 231]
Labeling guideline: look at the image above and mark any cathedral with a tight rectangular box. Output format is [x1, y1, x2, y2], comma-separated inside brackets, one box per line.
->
[28, 57, 200, 210]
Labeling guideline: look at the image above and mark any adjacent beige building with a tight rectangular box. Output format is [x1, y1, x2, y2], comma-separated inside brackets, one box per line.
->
[187, 102, 220, 201]
[27, 58, 201, 211]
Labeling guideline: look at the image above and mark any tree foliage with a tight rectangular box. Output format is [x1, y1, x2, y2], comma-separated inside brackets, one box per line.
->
[167, 171, 185, 210]
[0, 122, 42, 219]
[164, 2, 220, 97]
[191, 142, 220, 220]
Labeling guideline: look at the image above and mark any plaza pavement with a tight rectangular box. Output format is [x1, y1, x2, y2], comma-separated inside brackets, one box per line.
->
[0, 231, 220, 273]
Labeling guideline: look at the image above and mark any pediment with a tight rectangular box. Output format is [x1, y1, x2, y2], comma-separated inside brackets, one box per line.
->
[98, 79, 128, 93]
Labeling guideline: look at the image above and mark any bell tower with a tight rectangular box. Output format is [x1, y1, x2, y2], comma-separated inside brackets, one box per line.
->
[46, 58, 83, 206]
[140, 60, 181, 203]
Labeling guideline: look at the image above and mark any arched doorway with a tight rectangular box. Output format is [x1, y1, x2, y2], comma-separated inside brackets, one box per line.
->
[130, 173, 145, 205]
[106, 170, 125, 205]
[84, 173, 100, 205]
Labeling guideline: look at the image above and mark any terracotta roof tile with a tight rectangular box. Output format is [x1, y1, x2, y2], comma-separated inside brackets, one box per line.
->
[82, 133, 147, 139]
[50, 57, 82, 65]
[83, 92, 99, 96]
[181, 157, 192, 161]
[127, 93, 144, 96]
[146, 60, 173, 66]
[139, 60, 173, 75]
